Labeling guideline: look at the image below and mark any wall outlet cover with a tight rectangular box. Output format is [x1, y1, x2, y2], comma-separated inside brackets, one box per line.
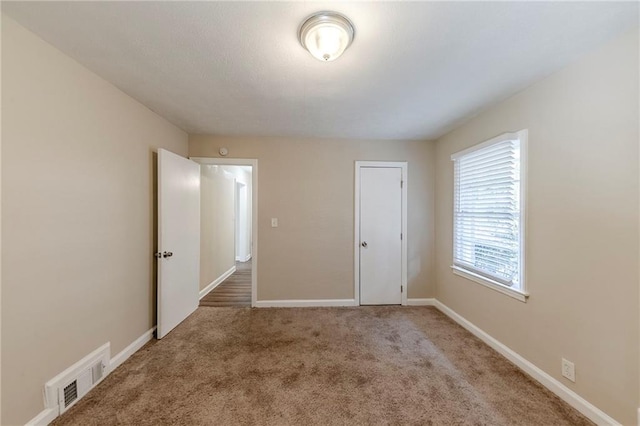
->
[561, 358, 575, 382]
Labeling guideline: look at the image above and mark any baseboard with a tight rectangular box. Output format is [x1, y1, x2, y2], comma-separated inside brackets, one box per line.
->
[637, 407, 640, 426]
[25, 408, 58, 426]
[199, 265, 236, 300]
[255, 299, 436, 308]
[110, 327, 156, 371]
[433, 300, 621, 426]
[255, 299, 357, 308]
[406, 298, 435, 306]
[235, 254, 252, 262]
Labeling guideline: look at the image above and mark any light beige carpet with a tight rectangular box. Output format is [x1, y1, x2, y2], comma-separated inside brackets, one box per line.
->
[53, 307, 592, 425]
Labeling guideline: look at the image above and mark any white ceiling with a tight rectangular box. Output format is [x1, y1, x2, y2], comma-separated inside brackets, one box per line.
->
[3, 1, 638, 140]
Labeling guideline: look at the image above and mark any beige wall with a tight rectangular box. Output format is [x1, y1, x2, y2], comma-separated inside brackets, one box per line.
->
[200, 166, 236, 290]
[434, 29, 639, 425]
[1, 15, 188, 425]
[189, 137, 435, 301]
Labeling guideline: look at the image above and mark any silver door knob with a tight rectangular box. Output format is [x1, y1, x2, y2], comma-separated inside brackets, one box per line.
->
[163, 251, 173, 258]
[361, 242, 368, 248]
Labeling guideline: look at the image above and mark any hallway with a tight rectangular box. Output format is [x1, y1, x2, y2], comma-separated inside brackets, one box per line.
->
[199, 260, 251, 307]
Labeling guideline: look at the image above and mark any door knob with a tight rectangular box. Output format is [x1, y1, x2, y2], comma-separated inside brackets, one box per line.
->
[361, 241, 368, 248]
[163, 251, 173, 258]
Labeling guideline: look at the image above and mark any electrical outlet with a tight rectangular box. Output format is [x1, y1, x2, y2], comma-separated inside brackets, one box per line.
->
[561, 358, 575, 382]
[271, 218, 278, 228]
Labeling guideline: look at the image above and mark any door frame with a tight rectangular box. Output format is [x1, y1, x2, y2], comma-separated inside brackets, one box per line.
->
[191, 157, 258, 307]
[354, 161, 408, 306]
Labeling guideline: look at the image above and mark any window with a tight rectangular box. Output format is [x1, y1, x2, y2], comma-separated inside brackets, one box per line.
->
[451, 130, 527, 301]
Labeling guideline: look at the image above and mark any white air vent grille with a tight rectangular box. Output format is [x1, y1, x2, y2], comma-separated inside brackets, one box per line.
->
[44, 343, 110, 415]
[63, 381, 78, 408]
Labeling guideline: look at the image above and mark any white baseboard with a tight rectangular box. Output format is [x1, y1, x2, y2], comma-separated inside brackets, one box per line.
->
[255, 299, 357, 308]
[199, 265, 236, 300]
[235, 254, 252, 262]
[25, 408, 58, 426]
[433, 300, 621, 426]
[407, 298, 436, 306]
[110, 327, 156, 371]
[637, 407, 640, 426]
[255, 299, 436, 308]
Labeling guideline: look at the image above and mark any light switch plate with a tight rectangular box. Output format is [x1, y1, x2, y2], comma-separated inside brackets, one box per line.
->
[271, 218, 278, 228]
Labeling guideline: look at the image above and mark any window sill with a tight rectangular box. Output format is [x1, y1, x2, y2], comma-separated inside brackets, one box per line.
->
[451, 266, 529, 303]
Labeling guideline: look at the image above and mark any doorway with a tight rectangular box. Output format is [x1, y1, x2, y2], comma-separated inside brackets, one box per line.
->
[191, 157, 258, 307]
[354, 161, 407, 306]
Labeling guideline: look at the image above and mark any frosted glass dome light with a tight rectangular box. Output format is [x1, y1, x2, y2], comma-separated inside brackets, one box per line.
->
[298, 12, 355, 62]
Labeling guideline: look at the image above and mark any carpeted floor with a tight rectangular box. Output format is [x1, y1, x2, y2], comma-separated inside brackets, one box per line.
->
[52, 307, 592, 425]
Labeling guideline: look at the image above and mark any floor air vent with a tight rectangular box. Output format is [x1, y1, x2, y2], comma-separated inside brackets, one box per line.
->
[44, 343, 110, 415]
[63, 381, 78, 408]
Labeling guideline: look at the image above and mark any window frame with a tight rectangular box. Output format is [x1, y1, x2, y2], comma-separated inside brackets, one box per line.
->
[450, 129, 528, 302]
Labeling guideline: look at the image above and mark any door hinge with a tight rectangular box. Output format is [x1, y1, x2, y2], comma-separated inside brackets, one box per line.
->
[400, 233, 403, 240]
[400, 180, 403, 188]
[401, 285, 403, 293]
[154, 252, 162, 259]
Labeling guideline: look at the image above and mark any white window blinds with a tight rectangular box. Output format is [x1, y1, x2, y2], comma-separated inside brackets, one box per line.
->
[452, 134, 522, 289]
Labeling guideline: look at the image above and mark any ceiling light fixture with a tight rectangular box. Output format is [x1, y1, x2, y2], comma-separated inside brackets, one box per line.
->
[298, 11, 355, 62]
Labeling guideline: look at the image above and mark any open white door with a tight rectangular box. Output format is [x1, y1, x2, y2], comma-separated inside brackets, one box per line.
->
[157, 149, 200, 339]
